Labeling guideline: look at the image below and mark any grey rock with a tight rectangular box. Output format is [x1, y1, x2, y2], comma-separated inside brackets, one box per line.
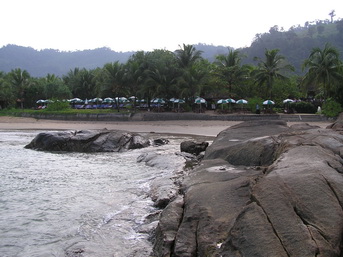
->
[153, 195, 184, 257]
[180, 141, 209, 155]
[154, 120, 343, 256]
[25, 130, 151, 152]
[149, 177, 178, 208]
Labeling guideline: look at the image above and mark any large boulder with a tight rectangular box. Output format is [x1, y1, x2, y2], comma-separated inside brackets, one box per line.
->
[25, 130, 153, 152]
[153, 121, 343, 256]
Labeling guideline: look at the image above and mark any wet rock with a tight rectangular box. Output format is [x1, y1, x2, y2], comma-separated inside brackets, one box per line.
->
[25, 130, 151, 152]
[149, 177, 178, 208]
[180, 141, 209, 155]
[153, 138, 170, 146]
[153, 195, 184, 257]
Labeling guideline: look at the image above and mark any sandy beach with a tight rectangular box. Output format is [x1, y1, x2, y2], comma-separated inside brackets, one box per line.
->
[0, 116, 333, 137]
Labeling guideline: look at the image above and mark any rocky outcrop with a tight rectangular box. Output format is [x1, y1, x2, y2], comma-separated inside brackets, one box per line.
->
[153, 120, 343, 257]
[25, 130, 166, 152]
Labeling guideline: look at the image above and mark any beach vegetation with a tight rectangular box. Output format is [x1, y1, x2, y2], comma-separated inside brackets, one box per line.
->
[321, 98, 342, 117]
[290, 101, 317, 114]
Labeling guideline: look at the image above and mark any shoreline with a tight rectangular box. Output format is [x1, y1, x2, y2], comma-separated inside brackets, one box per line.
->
[0, 116, 333, 137]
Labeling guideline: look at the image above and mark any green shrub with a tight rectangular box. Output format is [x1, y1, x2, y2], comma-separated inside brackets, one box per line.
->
[247, 97, 264, 113]
[290, 101, 316, 113]
[322, 99, 342, 117]
[45, 100, 71, 111]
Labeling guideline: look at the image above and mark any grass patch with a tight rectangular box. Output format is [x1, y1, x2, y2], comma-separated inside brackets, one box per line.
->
[0, 108, 133, 117]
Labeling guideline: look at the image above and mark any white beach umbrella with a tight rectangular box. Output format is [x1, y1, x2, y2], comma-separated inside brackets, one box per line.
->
[236, 99, 248, 104]
[283, 99, 294, 103]
[263, 100, 275, 105]
[194, 97, 206, 104]
[174, 99, 185, 104]
[226, 98, 236, 103]
[217, 99, 229, 104]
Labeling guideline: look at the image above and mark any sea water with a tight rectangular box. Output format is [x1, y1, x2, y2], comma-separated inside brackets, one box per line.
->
[0, 130, 193, 257]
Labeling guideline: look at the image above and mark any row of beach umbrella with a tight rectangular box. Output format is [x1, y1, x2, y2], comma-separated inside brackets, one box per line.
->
[37, 97, 297, 106]
[216, 98, 296, 105]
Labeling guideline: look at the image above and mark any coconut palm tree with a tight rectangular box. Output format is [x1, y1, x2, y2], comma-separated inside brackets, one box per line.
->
[253, 49, 294, 99]
[9, 68, 31, 108]
[100, 62, 126, 111]
[174, 44, 203, 69]
[214, 49, 250, 95]
[302, 43, 343, 99]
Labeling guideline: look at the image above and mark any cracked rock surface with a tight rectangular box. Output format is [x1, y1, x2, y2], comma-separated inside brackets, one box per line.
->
[152, 120, 343, 257]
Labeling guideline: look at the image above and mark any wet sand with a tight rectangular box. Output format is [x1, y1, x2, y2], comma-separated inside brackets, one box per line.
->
[0, 116, 332, 137]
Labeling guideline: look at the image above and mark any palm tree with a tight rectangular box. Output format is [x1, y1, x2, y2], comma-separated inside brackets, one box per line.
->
[253, 49, 294, 99]
[302, 43, 343, 99]
[9, 68, 31, 108]
[177, 61, 208, 103]
[174, 44, 203, 69]
[101, 62, 125, 111]
[215, 49, 249, 95]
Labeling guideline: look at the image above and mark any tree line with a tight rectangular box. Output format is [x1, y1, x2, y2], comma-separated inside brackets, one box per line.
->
[0, 43, 342, 110]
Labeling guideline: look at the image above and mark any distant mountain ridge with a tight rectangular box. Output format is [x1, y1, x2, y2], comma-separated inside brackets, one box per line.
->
[0, 45, 135, 77]
[1, 19, 342, 77]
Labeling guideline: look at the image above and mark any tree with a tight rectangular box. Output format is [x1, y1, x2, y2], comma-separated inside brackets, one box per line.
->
[336, 19, 343, 36]
[177, 60, 209, 101]
[64, 68, 97, 99]
[253, 49, 294, 99]
[174, 44, 204, 103]
[0, 76, 15, 108]
[8, 68, 31, 108]
[302, 43, 343, 99]
[317, 25, 325, 35]
[308, 26, 316, 38]
[329, 10, 336, 23]
[174, 44, 203, 69]
[214, 49, 250, 96]
[100, 62, 125, 111]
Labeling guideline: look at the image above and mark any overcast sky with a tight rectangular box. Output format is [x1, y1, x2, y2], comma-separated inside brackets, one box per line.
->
[1, 0, 342, 52]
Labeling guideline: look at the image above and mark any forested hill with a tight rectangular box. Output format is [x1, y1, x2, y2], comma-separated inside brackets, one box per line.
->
[0, 18, 342, 77]
[240, 18, 343, 73]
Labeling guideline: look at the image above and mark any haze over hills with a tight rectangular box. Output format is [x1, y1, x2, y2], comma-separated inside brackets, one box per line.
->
[1, 18, 342, 77]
